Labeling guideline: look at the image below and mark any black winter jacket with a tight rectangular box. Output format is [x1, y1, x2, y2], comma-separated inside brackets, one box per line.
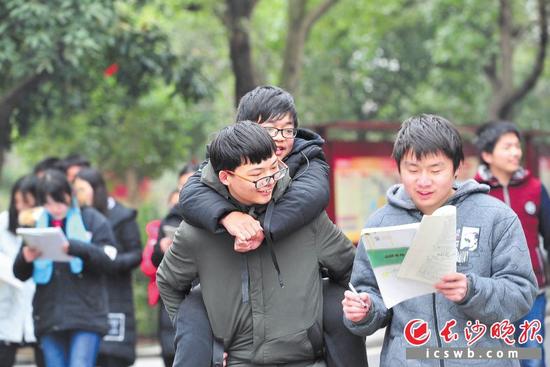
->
[151, 204, 183, 358]
[13, 207, 116, 337]
[178, 128, 329, 241]
[98, 199, 142, 364]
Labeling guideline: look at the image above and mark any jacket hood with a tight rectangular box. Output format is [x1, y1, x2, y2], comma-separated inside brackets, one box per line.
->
[200, 160, 291, 209]
[474, 164, 531, 187]
[106, 198, 137, 228]
[292, 128, 325, 153]
[386, 179, 490, 211]
[285, 128, 326, 177]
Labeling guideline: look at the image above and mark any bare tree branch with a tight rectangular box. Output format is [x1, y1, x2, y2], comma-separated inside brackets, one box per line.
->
[303, 0, 339, 37]
[482, 53, 500, 90]
[499, 0, 548, 118]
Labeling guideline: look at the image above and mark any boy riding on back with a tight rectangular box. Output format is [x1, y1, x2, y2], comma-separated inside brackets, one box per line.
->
[173, 86, 367, 366]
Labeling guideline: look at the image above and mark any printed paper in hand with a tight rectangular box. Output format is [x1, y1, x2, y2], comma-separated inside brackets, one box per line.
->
[362, 223, 434, 309]
[16, 227, 74, 262]
[361, 205, 457, 308]
[398, 205, 457, 284]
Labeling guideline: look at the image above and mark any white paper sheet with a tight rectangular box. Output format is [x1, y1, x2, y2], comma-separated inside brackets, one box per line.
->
[398, 205, 457, 284]
[362, 205, 458, 309]
[361, 223, 434, 309]
[16, 227, 74, 262]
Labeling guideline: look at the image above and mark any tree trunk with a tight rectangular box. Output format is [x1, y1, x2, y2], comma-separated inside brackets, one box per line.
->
[222, 0, 259, 107]
[125, 168, 140, 207]
[280, 0, 339, 95]
[0, 73, 46, 174]
[0, 149, 4, 182]
[487, 0, 548, 121]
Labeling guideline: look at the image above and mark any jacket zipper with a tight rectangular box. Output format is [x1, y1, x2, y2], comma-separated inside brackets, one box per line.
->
[432, 293, 444, 367]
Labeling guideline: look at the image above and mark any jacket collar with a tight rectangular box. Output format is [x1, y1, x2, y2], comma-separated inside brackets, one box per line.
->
[475, 164, 530, 187]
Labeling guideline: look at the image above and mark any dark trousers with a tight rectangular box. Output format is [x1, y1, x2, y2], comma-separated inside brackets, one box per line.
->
[173, 288, 213, 367]
[0, 341, 44, 367]
[0, 342, 17, 367]
[96, 355, 131, 367]
[159, 299, 176, 367]
[173, 281, 368, 367]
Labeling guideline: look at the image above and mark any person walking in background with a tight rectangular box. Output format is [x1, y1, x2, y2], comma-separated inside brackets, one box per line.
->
[73, 167, 142, 367]
[13, 170, 118, 367]
[475, 121, 550, 367]
[62, 154, 91, 183]
[0, 175, 44, 367]
[151, 163, 198, 367]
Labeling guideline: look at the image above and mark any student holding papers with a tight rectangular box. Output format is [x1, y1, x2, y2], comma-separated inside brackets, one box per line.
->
[342, 114, 537, 366]
[13, 170, 117, 367]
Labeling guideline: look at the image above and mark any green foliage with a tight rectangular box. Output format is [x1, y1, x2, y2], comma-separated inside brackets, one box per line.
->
[8, 0, 218, 180]
[16, 79, 209, 179]
[0, 0, 116, 78]
[298, 0, 548, 126]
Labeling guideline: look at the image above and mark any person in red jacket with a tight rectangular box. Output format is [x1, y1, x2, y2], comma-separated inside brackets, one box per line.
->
[475, 121, 550, 367]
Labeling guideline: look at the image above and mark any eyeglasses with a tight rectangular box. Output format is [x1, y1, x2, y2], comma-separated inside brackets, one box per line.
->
[227, 163, 288, 189]
[263, 127, 297, 139]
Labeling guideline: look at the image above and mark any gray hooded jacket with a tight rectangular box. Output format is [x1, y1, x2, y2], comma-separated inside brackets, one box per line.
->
[344, 179, 537, 367]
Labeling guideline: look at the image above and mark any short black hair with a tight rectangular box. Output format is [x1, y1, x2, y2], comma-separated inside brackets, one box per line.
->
[75, 167, 109, 214]
[178, 162, 199, 178]
[8, 174, 38, 233]
[235, 85, 298, 127]
[208, 121, 276, 173]
[33, 157, 64, 176]
[36, 169, 73, 206]
[475, 121, 521, 164]
[62, 154, 91, 171]
[392, 114, 464, 172]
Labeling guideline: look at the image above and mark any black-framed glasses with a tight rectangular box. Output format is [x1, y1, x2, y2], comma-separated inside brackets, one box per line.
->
[263, 127, 297, 139]
[227, 162, 288, 189]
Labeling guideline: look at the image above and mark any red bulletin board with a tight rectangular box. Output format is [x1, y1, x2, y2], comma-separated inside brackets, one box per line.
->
[324, 141, 397, 243]
[323, 140, 479, 243]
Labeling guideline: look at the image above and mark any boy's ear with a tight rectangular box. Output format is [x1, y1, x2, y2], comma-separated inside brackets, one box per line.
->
[480, 151, 493, 165]
[219, 170, 230, 186]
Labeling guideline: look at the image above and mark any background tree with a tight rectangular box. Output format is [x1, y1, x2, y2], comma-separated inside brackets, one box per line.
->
[0, 0, 117, 177]
[12, 3, 214, 203]
[485, 0, 548, 120]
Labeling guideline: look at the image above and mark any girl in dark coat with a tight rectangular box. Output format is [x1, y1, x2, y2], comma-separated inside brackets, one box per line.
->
[13, 170, 117, 367]
[74, 168, 142, 367]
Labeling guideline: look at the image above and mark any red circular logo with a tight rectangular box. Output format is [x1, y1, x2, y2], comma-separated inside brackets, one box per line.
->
[404, 319, 431, 346]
